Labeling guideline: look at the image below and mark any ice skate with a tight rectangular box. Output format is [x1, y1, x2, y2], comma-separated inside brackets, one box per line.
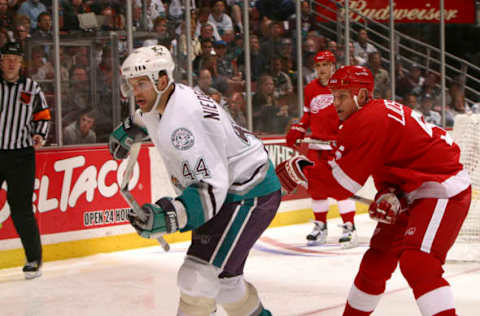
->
[23, 260, 42, 280]
[338, 222, 358, 249]
[306, 220, 328, 244]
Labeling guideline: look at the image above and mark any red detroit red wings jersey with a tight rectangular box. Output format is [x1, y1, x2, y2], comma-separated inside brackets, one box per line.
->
[305, 99, 470, 202]
[300, 79, 339, 140]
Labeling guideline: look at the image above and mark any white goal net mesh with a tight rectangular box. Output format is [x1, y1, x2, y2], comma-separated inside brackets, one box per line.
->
[448, 114, 480, 262]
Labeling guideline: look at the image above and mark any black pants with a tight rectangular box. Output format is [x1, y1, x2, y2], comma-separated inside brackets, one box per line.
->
[0, 147, 42, 263]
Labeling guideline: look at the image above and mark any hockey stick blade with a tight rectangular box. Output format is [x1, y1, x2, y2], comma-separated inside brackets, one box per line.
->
[120, 143, 170, 252]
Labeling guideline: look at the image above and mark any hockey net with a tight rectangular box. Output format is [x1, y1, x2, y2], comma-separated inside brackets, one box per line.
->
[448, 113, 480, 262]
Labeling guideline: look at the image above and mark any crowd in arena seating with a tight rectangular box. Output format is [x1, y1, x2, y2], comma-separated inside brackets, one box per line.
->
[0, 0, 477, 145]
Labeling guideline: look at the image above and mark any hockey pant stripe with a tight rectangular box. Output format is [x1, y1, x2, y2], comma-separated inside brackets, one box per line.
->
[420, 199, 448, 254]
[211, 198, 257, 269]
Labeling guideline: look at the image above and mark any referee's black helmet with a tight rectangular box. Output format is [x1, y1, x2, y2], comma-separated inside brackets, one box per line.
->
[1, 42, 23, 57]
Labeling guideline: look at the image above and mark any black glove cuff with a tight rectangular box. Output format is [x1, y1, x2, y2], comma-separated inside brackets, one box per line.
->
[156, 198, 179, 233]
[298, 159, 314, 170]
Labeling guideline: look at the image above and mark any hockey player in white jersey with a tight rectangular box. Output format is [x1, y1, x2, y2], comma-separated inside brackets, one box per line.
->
[109, 45, 281, 316]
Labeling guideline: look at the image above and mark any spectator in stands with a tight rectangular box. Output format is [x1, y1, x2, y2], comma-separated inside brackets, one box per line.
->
[62, 65, 90, 124]
[32, 12, 51, 39]
[97, 46, 113, 96]
[336, 41, 359, 67]
[307, 30, 327, 52]
[70, 46, 89, 68]
[302, 51, 316, 84]
[420, 71, 441, 104]
[33, 47, 69, 93]
[353, 28, 378, 66]
[288, 0, 316, 39]
[13, 23, 31, 49]
[227, 91, 247, 128]
[405, 93, 420, 110]
[143, 16, 171, 47]
[446, 80, 464, 108]
[209, 0, 233, 36]
[28, 48, 46, 79]
[270, 56, 293, 99]
[0, 30, 8, 50]
[226, 0, 244, 34]
[368, 51, 390, 99]
[193, 37, 214, 74]
[303, 38, 317, 55]
[213, 39, 233, 77]
[194, 68, 214, 95]
[419, 96, 441, 126]
[207, 87, 228, 109]
[395, 61, 414, 99]
[237, 34, 266, 83]
[260, 20, 284, 63]
[17, 0, 46, 30]
[134, 0, 166, 31]
[0, 0, 13, 33]
[279, 37, 294, 61]
[176, 17, 199, 69]
[327, 40, 337, 55]
[101, 5, 125, 31]
[408, 63, 425, 96]
[195, 6, 221, 41]
[60, 0, 89, 31]
[63, 110, 96, 145]
[252, 74, 290, 134]
[445, 92, 467, 128]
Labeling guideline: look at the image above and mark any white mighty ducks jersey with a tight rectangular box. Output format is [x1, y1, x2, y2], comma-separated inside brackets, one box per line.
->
[136, 84, 280, 231]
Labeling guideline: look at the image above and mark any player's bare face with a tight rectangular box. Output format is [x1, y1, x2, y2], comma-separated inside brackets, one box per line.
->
[332, 89, 357, 121]
[315, 61, 332, 85]
[129, 76, 157, 112]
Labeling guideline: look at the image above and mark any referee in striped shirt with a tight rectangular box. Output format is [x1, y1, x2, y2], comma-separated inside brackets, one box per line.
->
[0, 42, 51, 279]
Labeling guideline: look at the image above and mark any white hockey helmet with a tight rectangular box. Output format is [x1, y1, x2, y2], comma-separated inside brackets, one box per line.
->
[120, 45, 175, 97]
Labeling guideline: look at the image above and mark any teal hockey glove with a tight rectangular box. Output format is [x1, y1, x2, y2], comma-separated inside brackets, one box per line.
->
[108, 116, 148, 160]
[127, 197, 181, 239]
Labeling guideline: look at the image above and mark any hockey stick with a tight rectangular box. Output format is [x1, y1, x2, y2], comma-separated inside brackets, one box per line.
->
[299, 137, 333, 146]
[350, 195, 373, 205]
[120, 142, 170, 252]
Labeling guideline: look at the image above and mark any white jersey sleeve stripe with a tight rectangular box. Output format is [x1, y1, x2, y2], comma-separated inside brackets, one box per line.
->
[328, 160, 362, 194]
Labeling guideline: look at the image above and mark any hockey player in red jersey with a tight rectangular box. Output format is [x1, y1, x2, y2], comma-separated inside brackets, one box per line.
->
[285, 50, 358, 247]
[276, 65, 471, 316]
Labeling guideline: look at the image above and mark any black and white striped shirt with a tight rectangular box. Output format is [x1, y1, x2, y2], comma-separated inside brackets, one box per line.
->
[0, 76, 51, 150]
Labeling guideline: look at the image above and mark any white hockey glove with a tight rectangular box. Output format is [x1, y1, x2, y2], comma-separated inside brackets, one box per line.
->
[108, 116, 148, 160]
[275, 155, 314, 193]
[128, 197, 184, 239]
[368, 188, 407, 224]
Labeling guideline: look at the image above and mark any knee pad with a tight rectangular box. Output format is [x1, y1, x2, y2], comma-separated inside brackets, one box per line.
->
[338, 199, 356, 213]
[216, 275, 247, 305]
[399, 250, 448, 298]
[177, 256, 221, 298]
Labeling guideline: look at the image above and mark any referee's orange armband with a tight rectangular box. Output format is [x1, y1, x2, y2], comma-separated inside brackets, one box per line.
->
[33, 109, 51, 121]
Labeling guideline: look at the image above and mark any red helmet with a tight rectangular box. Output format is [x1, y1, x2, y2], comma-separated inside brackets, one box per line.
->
[314, 50, 336, 64]
[328, 66, 374, 99]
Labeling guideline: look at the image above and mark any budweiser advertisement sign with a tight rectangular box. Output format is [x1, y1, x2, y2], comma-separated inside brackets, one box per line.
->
[0, 146, 151, 239]
[316, 0, 476, 24]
